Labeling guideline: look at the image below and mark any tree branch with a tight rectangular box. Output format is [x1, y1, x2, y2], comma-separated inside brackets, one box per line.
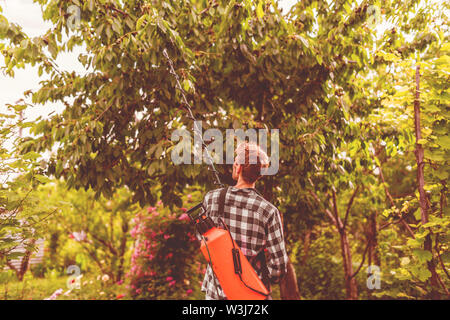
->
[350, 239, 371, 279]
[372, 151, 416, 238]
[435, 235, 450, 280]
[344, 185, 359, 229]
[308, 190, 338, 227]
[90, 234, 117, 256]
[331, 189, 344, 230]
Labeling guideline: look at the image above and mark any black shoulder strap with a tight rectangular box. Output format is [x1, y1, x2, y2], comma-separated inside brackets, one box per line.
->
[218, 186, 228, 217]
[251, 250, 271, 292]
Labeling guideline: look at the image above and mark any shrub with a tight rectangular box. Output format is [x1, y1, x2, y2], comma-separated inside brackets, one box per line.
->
[127, 200, 206, 300]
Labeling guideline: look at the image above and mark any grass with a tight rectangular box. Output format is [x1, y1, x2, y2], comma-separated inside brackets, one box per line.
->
[0, 275, 128, 300]
[1, 277, 67, 300]
[0, 272, 281, 300]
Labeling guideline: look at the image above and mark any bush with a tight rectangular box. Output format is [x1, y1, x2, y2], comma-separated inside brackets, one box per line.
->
[127, 200, 206, 300]
[293, 227, 347, 299]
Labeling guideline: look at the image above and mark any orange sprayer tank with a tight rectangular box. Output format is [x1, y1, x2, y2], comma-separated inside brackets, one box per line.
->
[200, 226, 269, 300]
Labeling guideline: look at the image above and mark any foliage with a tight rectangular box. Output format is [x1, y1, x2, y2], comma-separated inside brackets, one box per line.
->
[127, 191, 204, 299]
[0, 108, 55, 277]
[0, 0, 448, 299]
[36, 181, 138, 282]
[368, 33, 450, 299]
[292, 226, 347, 299]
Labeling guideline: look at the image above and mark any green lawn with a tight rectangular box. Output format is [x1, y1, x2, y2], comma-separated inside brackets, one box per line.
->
[1, 274, 281, 300]
[0, 275, 128, 300]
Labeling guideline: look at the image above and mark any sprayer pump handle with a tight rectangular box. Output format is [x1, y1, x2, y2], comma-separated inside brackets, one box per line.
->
[186, 202, 203, 220]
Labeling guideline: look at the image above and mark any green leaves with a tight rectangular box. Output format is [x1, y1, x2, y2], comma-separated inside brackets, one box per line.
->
[111, 18, 122, 35]
[34, 174, 51, 184]
[0, 0, 448, 299]
[256, 1, 264, 19]
[0, 14, 8, 37]
[412, 249, 433, 263]
[136, 14, 148, 30]
[410, 264, 432, 282]
[436, 135, 450, 149]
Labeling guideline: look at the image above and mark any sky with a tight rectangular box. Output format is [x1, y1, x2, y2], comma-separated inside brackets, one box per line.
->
[0, 0, 298, 123]
[0, 0, 86, 121]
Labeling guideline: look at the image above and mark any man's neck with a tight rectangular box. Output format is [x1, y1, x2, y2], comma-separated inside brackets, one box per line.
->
[234, 178, 255, 189]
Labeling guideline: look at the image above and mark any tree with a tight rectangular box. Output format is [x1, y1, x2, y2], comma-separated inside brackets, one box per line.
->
[0, 106, 53, 280]
[1, 0, 448, 299]
[40, 181, 138, 282]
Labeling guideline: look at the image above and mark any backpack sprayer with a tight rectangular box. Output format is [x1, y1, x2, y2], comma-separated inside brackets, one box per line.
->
[162, 49, 269, 300]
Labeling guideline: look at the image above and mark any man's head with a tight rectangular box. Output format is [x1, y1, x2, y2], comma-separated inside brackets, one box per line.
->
[232, 142, 269, 184]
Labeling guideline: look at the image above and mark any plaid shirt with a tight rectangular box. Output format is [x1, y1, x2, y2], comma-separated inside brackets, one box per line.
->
[200, 187, 289, 300]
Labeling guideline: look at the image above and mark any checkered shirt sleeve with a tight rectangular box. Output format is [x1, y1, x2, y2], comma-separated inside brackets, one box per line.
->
[200, 187, 289, 300]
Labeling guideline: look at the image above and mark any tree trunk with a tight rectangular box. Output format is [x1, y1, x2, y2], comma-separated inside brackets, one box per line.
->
[309, 188, 359, 300]
[332, 191, 358, 299]
[263, 177, 301, 300]
[301, 230, 312, 265]
[117, 222, 129, 282]
[280, 261, 301, 300]
[413, 65, 439, 294]
[339, 229, 358, 299]
[368, 212, 380, 267]
[15, 239, 36, 281]
[366, 212, 379, 299]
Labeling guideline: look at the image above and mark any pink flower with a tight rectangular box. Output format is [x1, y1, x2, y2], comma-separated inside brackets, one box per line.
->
[178, 213, 189, 221]
[71, 231, 87, 242]
[147, 207, 156, 213]
[166, 276, 173, 282]
[116, 280, 123, 285]
[44, 288, 63, 300]
[169, 280, 176, 287]
[186, 289, 193, 295]
[164, 234, 170, 240]
[157, 200, 163, 206]
[187, 194, 192, 200]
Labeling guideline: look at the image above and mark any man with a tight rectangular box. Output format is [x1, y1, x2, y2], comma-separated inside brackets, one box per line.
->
[201, 142, 288, 300]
